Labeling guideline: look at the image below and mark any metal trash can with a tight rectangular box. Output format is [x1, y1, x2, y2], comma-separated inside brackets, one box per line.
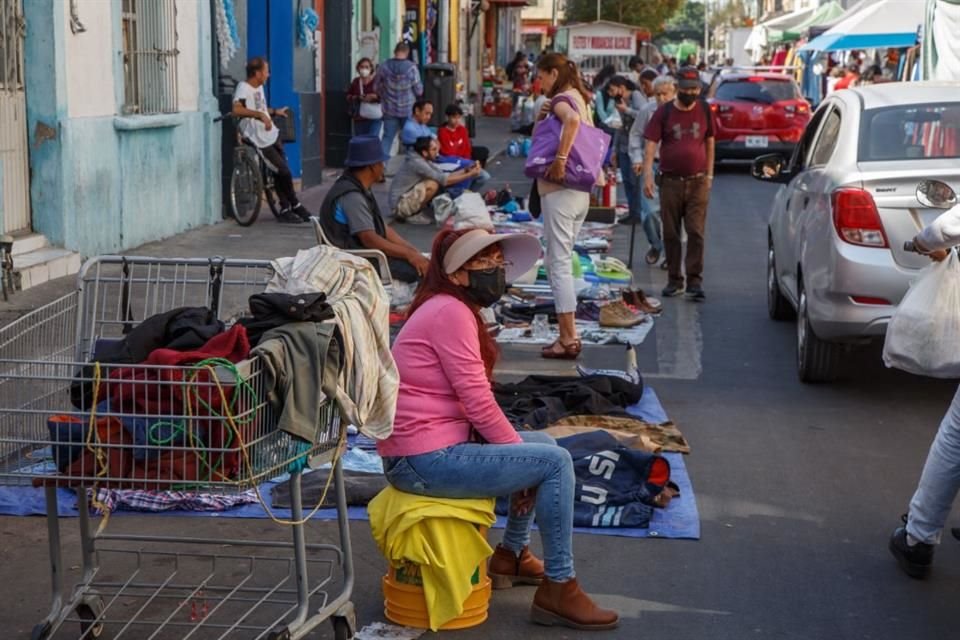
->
[423, 63, 457, 127]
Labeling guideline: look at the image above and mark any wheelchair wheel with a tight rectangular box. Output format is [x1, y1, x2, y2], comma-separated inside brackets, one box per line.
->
[230, 147, 263, 226]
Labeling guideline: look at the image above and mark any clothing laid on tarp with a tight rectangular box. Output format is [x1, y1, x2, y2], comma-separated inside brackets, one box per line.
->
[493, 374, 644, 429]
[267, 245, 399, 440]
[251, 322, 342, 443]
[72, 306, 225, 410]
[545, 415, 691, 454]
[495, 430, 674, 529]
[238, 292, 334, 346]
[368, 487, 495, 630]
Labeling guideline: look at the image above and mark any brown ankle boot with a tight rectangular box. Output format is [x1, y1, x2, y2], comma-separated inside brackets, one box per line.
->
[488, 544, 545, 589]
[530, 577, 619, 630]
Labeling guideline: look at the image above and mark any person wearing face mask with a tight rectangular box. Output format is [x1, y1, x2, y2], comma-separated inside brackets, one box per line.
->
[378, 227, 620, 631]
[642, 65, 715, 302]
[347, 57, 382, 137]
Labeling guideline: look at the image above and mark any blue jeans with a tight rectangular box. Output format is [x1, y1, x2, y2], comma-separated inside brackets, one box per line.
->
[383, 431, 575, 581]
[381, 116, 406, 157]
[353, 119, 382, 138]
[617, 150, 641, 221]
[907, 384, 960, 544]
[639, 160, 664, 253]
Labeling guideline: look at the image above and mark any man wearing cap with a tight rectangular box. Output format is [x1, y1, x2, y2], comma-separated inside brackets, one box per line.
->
[318, 136, 429, 283]
[642, 65, 715, 302]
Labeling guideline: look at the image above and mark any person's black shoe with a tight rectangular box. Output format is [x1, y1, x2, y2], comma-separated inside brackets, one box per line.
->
[292, 204, 312, 221]
[661, 283, 685, 297]
[685, 285, 706, 302]
[276, 209, 306, 224]
[889, 525, 934, 579]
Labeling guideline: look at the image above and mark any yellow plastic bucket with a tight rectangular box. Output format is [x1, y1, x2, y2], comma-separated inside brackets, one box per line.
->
[383, 561, 492, 630]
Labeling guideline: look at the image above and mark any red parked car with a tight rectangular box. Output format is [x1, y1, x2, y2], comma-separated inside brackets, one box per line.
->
[706, 72, 811, 161]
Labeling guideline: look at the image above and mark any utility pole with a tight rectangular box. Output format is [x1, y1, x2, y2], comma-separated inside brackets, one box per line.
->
[596, 0, 601, 21]
[703, 0, 710, 61]
[438, 0, 449, 63]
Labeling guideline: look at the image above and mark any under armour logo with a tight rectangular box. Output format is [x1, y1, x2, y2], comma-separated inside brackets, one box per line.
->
[671, 122, 701, 140]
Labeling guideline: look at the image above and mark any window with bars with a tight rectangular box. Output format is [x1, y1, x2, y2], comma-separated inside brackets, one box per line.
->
[0, 0, 25, 91]
[121, 0, 179, 115]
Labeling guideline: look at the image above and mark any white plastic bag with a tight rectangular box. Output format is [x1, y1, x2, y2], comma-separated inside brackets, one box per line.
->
[452, 192, 494, 231]
[883, 251, 960, 377]
[603, 110, 623, 130]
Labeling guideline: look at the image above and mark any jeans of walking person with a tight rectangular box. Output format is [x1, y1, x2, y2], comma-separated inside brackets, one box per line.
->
[381, 116, 407, 157]
[353, 118, 383, 138]
[617, 150, 641, 221]
[907, 384, 960, 545]
[542, 188, 591, 314]
[639, 161, 664, 253]
[259, 140, 300, 209]
[660, 175, 711, 288]
[383, 431, 576, 581]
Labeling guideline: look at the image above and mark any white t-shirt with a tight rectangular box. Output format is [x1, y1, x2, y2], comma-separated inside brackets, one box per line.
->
[233, 81, 279, 148]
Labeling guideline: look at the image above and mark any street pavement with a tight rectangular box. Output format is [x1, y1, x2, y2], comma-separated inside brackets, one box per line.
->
[3, 123, 960, 638]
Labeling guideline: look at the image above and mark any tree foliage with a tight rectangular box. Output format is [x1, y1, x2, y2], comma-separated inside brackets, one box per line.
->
[564, 0, 685, 33]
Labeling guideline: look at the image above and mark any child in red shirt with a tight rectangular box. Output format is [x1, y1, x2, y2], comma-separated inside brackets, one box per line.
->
[438, 104, 490, 189]
[438, 104, 474, 160]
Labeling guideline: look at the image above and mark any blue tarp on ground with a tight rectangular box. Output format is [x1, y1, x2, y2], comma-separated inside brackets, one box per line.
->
[0, 388, 700, 540]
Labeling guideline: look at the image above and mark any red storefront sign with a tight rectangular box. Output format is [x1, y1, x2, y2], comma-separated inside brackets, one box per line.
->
[571, 36, 634, 51]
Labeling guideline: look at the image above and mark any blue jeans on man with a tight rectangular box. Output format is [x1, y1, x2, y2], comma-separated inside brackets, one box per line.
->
[383, 431, 576, 581]
[381, 116, 406, 157]
[618, 151, 663, 254]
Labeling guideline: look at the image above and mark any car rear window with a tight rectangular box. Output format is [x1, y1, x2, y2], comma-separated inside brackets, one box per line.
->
[859, 103, 960, 162]
[714, 79, 799, 103]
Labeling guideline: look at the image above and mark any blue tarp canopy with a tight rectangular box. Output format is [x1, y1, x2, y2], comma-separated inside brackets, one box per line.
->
[799, 0, 923, 52]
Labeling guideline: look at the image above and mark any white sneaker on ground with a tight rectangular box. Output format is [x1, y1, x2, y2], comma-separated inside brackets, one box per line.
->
[404, 212, 434, 225]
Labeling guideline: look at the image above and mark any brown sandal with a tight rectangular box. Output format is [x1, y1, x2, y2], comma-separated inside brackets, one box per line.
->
[541, 338, 582, 360]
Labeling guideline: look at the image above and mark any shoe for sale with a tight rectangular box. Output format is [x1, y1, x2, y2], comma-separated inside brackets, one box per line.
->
[661, 283, 685, 297]
[685, 285, 706, 302]
[489, 544, 545, 590]
[576, 301, 601, 322]
[599, 301, 645, 328]
[403, 212, 434, 225]
[622, 288, 663, 315]
[890, 520, 934, 580]
[530, 578, 619, 630]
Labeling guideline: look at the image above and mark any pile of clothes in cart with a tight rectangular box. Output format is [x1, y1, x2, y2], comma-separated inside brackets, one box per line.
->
[37, 247, 399, 508]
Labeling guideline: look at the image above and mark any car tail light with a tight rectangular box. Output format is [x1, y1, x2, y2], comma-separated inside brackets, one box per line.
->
[832, 188, 888, 248]
[850, 296, 891, 306]
[710, 103, 734, 114]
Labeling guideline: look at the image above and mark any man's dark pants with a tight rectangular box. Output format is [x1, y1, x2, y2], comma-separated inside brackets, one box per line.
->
[660, 174, 711, 288]
[387, 258, 420, 284]
[259, 141, 300, 209]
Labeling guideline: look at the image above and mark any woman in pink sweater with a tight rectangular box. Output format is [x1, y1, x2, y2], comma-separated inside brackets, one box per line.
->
[378, 228, 619, 630]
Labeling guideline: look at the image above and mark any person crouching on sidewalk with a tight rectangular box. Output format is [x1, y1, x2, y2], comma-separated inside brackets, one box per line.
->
[642, 65, 715, 301]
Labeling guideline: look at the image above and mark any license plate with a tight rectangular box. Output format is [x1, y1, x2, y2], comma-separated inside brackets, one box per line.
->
[745, 136, 769, 148]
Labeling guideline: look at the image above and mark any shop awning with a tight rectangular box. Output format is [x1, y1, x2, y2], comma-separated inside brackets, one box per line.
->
[762, 6, 817, 44]
[798, 0, 923, 52]
[522, 25, 548, 35]
[779, 1, 846, 42]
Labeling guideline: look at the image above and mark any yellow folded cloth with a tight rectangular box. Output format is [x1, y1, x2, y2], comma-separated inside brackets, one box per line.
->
[368, 486, 495, 630]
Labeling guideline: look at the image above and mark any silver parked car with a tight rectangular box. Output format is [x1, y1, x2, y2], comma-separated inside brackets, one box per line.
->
[752, 82, 960, 382]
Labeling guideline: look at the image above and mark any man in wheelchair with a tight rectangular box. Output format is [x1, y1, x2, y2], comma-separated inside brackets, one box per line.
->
[232, 57, 311, 224]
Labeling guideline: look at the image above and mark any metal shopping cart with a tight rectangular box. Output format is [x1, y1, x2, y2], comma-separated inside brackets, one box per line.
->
[0, 256, 356, 640]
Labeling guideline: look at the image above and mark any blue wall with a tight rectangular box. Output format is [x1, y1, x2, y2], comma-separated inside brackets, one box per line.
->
[23, 0, 221, 256]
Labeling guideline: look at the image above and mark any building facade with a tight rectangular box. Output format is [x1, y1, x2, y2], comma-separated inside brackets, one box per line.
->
[23, 0, 221, 259]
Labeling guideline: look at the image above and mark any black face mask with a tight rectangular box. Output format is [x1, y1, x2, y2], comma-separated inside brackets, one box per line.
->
[464, 266, 506, 308]
[677, 92, 698, 107]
